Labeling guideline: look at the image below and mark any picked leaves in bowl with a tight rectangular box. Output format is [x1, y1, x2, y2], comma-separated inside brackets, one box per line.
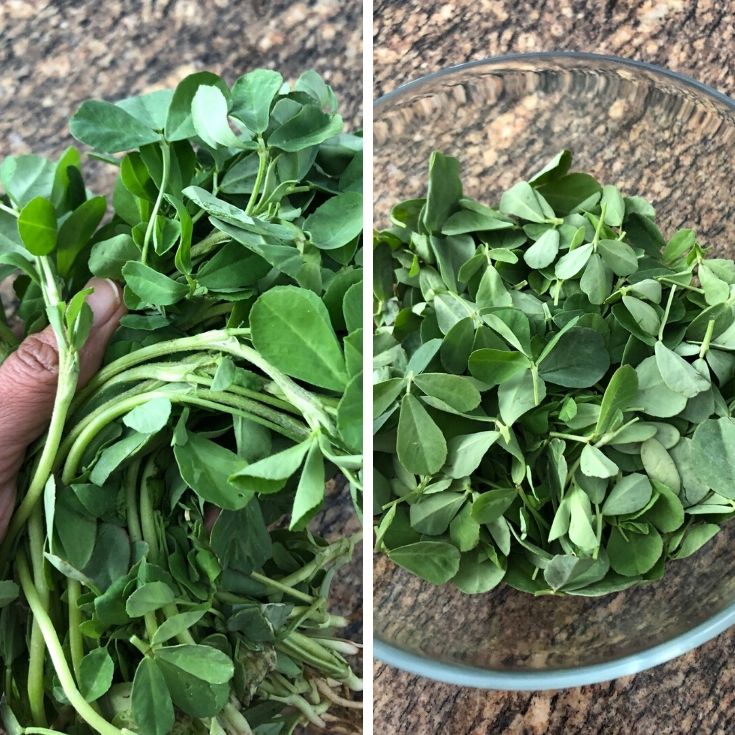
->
[374, 149, 735, 597]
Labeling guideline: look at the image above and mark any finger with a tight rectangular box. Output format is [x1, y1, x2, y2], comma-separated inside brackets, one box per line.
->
[0, 278, 125, 536]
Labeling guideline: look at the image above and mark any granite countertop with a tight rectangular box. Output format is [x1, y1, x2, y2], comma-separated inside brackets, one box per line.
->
[373, 1, 735, 733]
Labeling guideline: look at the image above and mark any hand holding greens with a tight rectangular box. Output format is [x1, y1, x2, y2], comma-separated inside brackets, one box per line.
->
[0, 69, 362, 734]
[374, 149, 734, 597]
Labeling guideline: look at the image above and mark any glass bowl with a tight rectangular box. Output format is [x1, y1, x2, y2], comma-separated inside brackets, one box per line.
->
[373, 52, 735, 689]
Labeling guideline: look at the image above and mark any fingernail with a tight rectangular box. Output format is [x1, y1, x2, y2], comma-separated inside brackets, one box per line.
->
[86, 278, 122, 327]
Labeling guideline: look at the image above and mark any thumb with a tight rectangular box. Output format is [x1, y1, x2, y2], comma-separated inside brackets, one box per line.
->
[0, 277, 125, 537]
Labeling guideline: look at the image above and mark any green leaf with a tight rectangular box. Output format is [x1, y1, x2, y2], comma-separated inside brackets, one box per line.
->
[122, 397, 172, 434]
[472, 488, 516, 524]
[304, 191, 362, 250]
[601, 185, 625, 227]
[412, 373, 481, 412]
[622, 295, 660, 336]
[211, 500, 271, 575]
[580, 444, 618, 479]
[443, 431, 499, 479]
[151, 610, 207, 647]
[165, 72, 229, 142]
[230, 440, 310, 494]
[607, 526, 662, 576]
[155, 644, 234, 685]
[468, 349, 530, 388]
[1, 154, 55, 207]
[422, 152, 462, 233]
[528, 150, 572, 185]
[536, 172, 601, 214]
[191, 85, 241, 148]
[396, 393, 447, 476]
[250, 286, 347, 391]
[500, 181, 554, 223]
[268, 105, 343, 152]
[642, 482, 684, 533]
[117, 89, 174, 131]
[567, 486, 598, 550]
[449, 503, 481, 552]
[387, 542, 460, 585]
[132, 658, 175, 735]
[498, 368, 545, 425]
[0, 580, 19, 608]
[640, 438, 681, 493]
[338, 371, 362, 452]
[410, 493, 466, 535]
[70, 100, 161, 152]
[579, 253, 611, 305]
[79, 647, 114, 702]
[231, 69, 284, 133]
[537, 327, 609, 388]
[126, 582, 176, 617]
[122, 261, 189, 306]
[671, 523, 719, 559]
[523, 228, 559, 268]
[554, 243, 593, 280]
[544, 555, 596, 591]
[597, 239, 638, 276]
[595, 365, 638, 438]
[692, 418, 735, 499]
[174, 432, 252, 510]
[654, 341, 710, 398]
[453, 553, 505, 594]
[635, 356, 688, 418]
[89, 234, 139, 280]
[602, 473, 652, 516]
[56, 196, 106, 276]
[290, 441, 325, 530]
[17, 196, 57, 255]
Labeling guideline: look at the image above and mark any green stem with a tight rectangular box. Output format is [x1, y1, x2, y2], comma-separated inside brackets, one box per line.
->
[245, 139, 268, 215]
[248, 573, 315, 604]
[0, 350, 79, 564]
[61, 389, 309, 482]
[221, 704, 254, 735]
[658, 284, 677, 342]
[278, 534, 360, 589]
[141, 142, 171, 264]
[27, 507, 50, 726]
[699, 318, 716, 358]
[0, 201, 18, 217]
[549, 432, 589, 444]
[17, 555, 128, 735]
[139, 457, 159, 564]
[74, 330, 250, 404]
[124, 459, 143, 544]
[68, 580, 84, 683]
[186, 230, 230, 264]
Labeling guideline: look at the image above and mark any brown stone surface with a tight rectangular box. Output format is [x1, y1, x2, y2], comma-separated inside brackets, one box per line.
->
[373, 2, 735, 734]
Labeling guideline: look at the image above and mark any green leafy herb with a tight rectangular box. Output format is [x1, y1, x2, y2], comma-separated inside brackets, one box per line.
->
[374, 149, 734, 597]
[0, 68, 362, 734]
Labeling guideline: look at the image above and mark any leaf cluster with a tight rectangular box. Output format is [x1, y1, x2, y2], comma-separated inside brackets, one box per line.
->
[374, 150, 735, 596]
[0, 69, 362, 734]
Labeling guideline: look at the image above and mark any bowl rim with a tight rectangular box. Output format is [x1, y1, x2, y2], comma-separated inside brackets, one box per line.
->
[373, 50, 735, 690]
[375, 50, 735, 112]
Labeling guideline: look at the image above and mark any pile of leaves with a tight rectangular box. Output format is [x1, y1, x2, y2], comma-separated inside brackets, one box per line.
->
[374, 149, 735, 597]
[0, 69, 362, 734]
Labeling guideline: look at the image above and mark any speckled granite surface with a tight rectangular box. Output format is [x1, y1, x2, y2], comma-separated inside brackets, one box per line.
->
[373, 2, 735, 734]
[374, 0, 734, 100]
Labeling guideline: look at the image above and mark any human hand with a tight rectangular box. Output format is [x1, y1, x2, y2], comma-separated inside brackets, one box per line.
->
[0, 278, 125, 539]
